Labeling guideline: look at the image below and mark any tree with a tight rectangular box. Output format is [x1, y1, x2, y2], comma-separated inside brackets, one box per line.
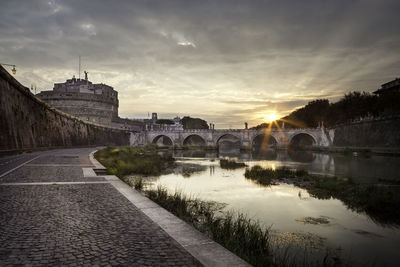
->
[252, 90, 400, 129]
[282, 99, 330, 128]
[180, 116, 209, 129]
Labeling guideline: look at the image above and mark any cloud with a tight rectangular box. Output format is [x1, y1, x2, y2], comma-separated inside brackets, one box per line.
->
[80, 23, 96, 36]
[177, 41, 196, 48]
[0, 0, 399, 128]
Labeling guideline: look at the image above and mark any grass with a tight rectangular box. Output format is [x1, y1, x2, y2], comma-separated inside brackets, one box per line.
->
[145, 185, 272, 266]
[219, 159, 247, 169]
[94, 145, 175, 178]
[244, 165, 400, 226]
[134, 178, 144, 190]
[144, 185, 356, 267]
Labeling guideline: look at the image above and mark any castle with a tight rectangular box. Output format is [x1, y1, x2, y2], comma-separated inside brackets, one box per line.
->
[36, 72, 182, 131]
[36, 72, 119, 126]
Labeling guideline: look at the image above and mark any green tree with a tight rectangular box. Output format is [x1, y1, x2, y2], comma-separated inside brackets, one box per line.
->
[327, 92, 377, 126]
[180, 116, 209, 129]
[282, 99, 330, 128]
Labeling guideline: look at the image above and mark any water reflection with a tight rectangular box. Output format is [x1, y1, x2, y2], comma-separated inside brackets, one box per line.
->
[146, 150, 400, 267]
[287, 149, 315, 162]
[251, 149, 278, 160]
[171, 148, 400, 184]
[173, 150, 216, 158]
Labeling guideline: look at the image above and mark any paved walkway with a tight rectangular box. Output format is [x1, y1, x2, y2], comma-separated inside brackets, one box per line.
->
[0, 148, 202, 266]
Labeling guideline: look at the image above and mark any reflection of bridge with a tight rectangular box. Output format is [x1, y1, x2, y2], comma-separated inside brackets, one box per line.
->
[130, 127, 332, 150]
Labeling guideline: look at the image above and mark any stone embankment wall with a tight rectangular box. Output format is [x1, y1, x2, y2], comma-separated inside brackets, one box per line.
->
[332, 116, 400, 149]
[0, 66, 130, 152]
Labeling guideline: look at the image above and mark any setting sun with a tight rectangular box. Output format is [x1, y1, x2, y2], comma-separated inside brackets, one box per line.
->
[268, 113, 278, 122]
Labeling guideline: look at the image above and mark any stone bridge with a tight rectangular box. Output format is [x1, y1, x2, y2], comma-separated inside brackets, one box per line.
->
[130, 127, 332, 150]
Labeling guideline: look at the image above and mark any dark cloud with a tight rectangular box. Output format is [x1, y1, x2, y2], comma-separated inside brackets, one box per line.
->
[1, 0, 399, 127]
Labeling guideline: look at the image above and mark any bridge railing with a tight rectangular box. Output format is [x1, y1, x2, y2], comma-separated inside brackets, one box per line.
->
[144, 128, 324, 133]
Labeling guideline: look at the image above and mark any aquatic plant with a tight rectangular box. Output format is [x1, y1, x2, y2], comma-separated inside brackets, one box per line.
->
[219, 159, 247, 169]
[244, 166, 309, 186]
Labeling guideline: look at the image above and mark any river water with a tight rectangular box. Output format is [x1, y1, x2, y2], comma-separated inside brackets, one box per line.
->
[143, 149, 400, 266]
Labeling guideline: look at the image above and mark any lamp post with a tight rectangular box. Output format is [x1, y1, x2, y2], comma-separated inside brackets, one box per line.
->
[0, 63, 17, 74]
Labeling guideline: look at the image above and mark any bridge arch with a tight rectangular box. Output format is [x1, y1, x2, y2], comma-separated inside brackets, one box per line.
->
[252, 133, 278, 151]
[183, 134, 206, 147]
[152, 135, 173, 148]
[215, 134, 242, 148]
[289, 133, 316, 148]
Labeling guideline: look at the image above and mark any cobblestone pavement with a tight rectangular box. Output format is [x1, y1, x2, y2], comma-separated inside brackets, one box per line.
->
[0, 148, 202, 266]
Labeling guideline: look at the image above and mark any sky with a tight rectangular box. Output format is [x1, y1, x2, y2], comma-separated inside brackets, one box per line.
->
[1, 0, 399, 128]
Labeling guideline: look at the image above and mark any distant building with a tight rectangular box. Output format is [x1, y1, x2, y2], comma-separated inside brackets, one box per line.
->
[37, 74, 118, 126]
[374, 77, 400, 95]
[152, 112, 158, 123]
[145, 113, 183, 131]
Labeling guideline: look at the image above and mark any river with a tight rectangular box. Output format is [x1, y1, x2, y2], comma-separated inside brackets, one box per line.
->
[140, 149, 400, 266]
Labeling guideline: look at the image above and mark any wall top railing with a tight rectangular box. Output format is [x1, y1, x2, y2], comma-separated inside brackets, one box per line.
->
[329, 114, 400, 129]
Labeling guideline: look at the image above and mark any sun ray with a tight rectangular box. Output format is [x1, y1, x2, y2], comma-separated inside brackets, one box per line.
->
[272, 120, 287, 144]
[260, 122, 272, 151]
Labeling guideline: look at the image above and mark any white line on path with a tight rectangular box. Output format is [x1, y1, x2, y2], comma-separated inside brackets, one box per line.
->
[0, 181, 110, 186]
[25, 164, 94, 167]
[0, 155, 41, 179]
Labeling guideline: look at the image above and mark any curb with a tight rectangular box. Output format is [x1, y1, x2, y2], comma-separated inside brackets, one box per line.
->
[88, 150, 250, 267]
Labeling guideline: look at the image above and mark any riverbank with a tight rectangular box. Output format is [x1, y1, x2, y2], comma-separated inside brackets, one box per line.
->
[303, 145, 400, 156]
[95, 146, 367, 266]
[327, 146, 400, 156]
